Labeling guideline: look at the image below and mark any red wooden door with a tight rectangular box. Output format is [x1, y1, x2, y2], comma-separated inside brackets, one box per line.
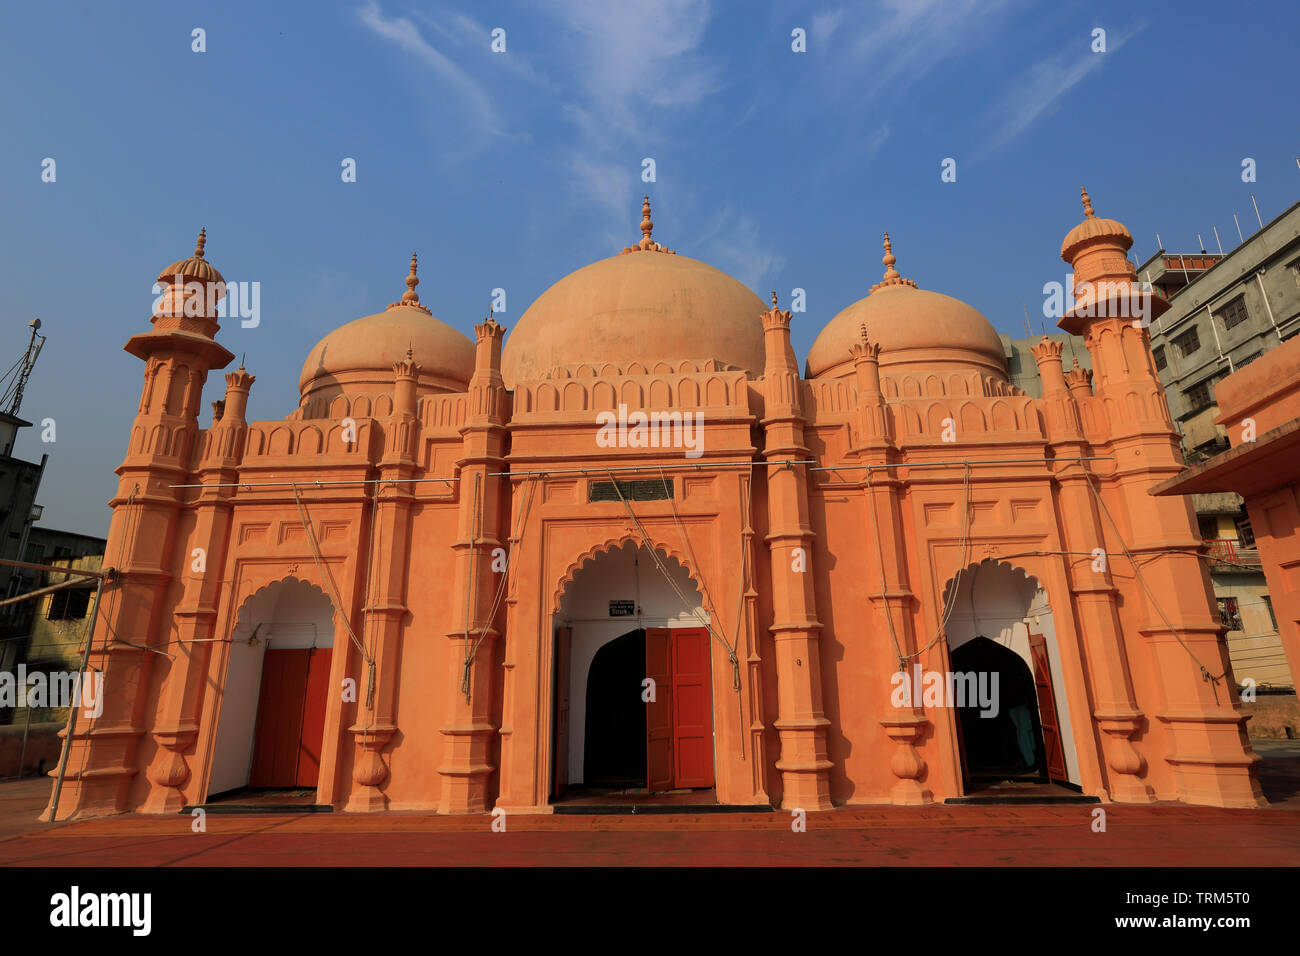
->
[553, 627, 572, 798]
[1027, 633, 1067, 782]
[645, 628, 673, 790]
[670, 627, 714, 788]
[250, 647, 331, 789]
[250, 649, 309, 788]
[296, 647, 332, 788]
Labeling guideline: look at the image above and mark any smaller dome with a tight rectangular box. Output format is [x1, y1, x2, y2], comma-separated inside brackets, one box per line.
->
[807, 234, 1007, 381]
[1061, 187, 1132, 262]
[299, 254, 475, 401]
[158, 227, 224, 284]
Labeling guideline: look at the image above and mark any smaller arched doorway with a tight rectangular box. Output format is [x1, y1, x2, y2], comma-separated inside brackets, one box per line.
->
[208, 578, 336, 800]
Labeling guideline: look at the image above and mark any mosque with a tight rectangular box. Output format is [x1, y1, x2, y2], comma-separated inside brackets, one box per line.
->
[46, 192, 1266, 819]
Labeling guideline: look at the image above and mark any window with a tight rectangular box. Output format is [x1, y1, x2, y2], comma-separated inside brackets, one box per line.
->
[588, 478, 674, 502]
[1218, 296, 1249, 331]
[1173, 326, 1200, 358]
[1153, 346, 1167, 371]
[1198, 516, 1219, 540]
[1184, 379, 1214, 412]
[1217, 597, 1243, 632]
[1262, 595, 1277, 631]
[1236, 351, 1262, 369]
[47, 587, 91, 621]
[1235, 513, 1256, 548]
[1290, 259, 1300, 287]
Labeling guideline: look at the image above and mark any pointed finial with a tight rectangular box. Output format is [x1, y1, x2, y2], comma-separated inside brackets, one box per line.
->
[407, 341, 413, 360]
[641, 196, 653, 241]
[770, 290, 779, 308]
[859, 322, 869, 343]
[1081, 187, 1095, 218]
[882, 232, 899, 280]
[195, 227, 207, 258]
[240, 352, 245, 370]
[402, 252, 420, 303]
[870, 231, 918, 293]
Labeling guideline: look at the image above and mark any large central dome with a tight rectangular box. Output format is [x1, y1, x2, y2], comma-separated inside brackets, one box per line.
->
[501, 198, 766, 387]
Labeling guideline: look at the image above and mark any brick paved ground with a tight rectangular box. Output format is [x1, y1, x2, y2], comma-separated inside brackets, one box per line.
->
[0, 746, 1295, 867]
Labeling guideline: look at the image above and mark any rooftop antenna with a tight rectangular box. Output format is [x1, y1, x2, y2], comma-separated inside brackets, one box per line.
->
[0, 318, 46, 416]
[1021, 301, 1033, 339]
[1233, 213, 1244, 245]
[1196, 233, 1206, 254]
[1156, 232, 1163, 253]
[1212, 226, 1224, 256]
[1251, 193, 1263, 230]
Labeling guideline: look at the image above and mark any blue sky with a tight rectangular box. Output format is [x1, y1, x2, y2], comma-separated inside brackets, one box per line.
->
[1, 0, 1296, 536]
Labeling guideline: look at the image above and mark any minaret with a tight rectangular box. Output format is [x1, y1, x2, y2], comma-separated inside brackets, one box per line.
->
[848, 240, 931, 803]
[759, 292, 833, 810]
[50, 230, 234, 820]
[345, 259, 427, 810]
[440, 308, 509, 814]
[1059, 191, 1263, 807]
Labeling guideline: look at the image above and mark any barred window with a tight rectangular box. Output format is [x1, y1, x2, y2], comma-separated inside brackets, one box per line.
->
[1153, 346, 1167, 371]
[1218, 296, 1249, 331]
[1217, 597, 1243, 632]
[1184, 379, 1213, 412]
[1173, 326, 1200, 358]
[588, 478, 674, 502]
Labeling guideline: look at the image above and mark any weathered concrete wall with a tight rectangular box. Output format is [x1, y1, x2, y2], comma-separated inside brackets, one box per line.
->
[0, 721, 62, 778]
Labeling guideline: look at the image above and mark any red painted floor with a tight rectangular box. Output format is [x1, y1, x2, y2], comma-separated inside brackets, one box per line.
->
[1, 801, 1297, 866]
[4, 750, 1299, 868]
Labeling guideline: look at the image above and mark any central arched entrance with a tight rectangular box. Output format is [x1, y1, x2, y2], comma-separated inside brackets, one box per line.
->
[942, 560, 1081, 794]
[552, 540, 716, 805]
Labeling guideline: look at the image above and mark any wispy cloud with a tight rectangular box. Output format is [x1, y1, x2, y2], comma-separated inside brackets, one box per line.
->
[975, 23, 1145, 158]
[693, 206, 786, 289]
[815, 0, 1014, 101]
[539, 1, 724, 224]
[355, 0, 507, 140]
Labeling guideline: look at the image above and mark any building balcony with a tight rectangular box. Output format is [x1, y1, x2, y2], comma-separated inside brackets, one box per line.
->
[1206, 538, 1263, 571]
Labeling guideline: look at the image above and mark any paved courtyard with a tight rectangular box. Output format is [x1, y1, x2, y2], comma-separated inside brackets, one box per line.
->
[1, 747, 1297, 866]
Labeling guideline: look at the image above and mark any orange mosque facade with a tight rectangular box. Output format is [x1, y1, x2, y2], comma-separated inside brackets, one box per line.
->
[47, 194, 1267, 820]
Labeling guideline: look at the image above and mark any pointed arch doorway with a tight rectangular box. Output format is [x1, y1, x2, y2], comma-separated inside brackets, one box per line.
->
[551, 541, 717, 805]
[942, 561, 1080, 794]
[207, 578, 336, 802]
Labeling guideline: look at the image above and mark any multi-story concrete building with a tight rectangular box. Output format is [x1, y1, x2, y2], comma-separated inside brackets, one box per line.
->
[1135, 199, 1300, 692]
[0, 411, 47, 675]
[1140, 200, 1300, 458]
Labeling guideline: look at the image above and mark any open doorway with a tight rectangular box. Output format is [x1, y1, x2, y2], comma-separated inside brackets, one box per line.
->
[206, 578, 335, 807]
[942, 560, 1080, 796]
[551, 541, 717, 808]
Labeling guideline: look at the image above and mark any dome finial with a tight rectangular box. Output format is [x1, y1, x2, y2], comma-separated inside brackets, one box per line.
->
[403, 252, 420, 303]
[641, 196, 653, 241]
[1081, 187, 1095, 218]
[881, 232, 899, 280]
[195, 227, 207, 258]
[389, 252, 431, 313]
[619, 195, 675, 255]
[870, 231, 918, 294]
